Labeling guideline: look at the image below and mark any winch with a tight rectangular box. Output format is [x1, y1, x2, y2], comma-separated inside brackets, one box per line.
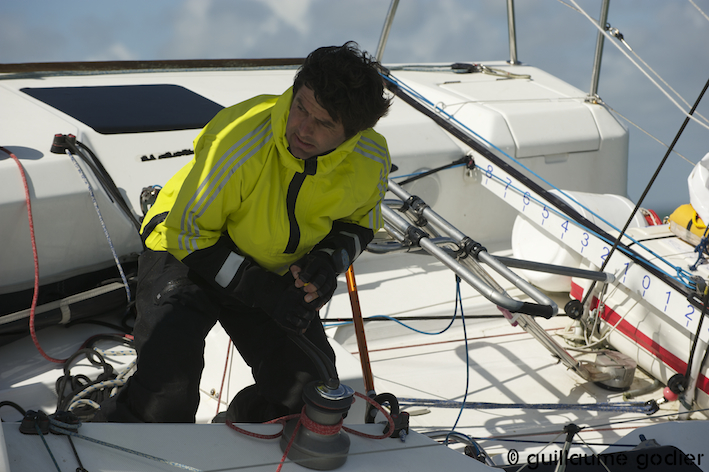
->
[282, 334, 355, 470]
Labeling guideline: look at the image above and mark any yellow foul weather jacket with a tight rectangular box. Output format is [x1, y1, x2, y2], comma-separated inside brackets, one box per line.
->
[141, 88, 390, 289]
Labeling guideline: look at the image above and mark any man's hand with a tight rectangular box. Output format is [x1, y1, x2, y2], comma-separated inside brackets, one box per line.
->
[264, 285, 317, 334]
[231, 263, 316, 334]
[290, 251, 337, 309]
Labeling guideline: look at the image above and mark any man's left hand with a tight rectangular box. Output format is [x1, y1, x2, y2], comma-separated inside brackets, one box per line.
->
[290, 251, 337, 309]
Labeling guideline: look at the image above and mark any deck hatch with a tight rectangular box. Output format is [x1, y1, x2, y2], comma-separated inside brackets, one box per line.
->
[21, 84, 224, 134]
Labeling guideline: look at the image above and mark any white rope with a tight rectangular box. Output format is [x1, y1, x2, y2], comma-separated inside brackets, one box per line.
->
[68, 378, 127, 410]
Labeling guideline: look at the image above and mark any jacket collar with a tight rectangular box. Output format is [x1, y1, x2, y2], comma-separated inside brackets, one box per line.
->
[271, 87, 362, 175]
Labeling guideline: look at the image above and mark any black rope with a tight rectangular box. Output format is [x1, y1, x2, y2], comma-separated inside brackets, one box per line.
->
[581, 75, 709, 308]
[383, 75, 692, 300]
[56, 137, 141, 231]
[324, 314, 517, 323]
[55, 348, 119, 417]
[684, 286, 709, 381]
[0, 400, 27, 418]
[397, 155, 471, 186]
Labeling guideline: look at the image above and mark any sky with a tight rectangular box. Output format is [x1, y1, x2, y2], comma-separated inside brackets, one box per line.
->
[2, 0, 709, 216]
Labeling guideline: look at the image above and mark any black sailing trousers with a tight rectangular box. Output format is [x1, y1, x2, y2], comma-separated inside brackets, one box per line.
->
[94, 249, 335, 423]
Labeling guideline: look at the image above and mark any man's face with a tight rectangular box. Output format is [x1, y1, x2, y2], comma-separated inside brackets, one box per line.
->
[286, 85, 347, 160]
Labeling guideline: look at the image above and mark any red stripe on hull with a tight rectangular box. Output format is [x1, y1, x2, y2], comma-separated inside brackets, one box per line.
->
[570, 282, 709, 396]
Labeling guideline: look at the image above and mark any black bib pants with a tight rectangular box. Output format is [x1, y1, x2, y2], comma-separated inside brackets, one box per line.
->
[94, 249, 335, 423]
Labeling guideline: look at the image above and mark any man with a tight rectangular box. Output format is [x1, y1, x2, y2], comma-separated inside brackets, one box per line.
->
[95, 42, 391, 423]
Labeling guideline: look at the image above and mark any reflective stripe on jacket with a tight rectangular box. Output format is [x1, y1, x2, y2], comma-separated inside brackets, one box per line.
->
[142, 87, 390, 275]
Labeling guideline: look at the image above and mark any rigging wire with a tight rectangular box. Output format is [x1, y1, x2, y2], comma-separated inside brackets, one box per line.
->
[552, 0, 709, 218]
[448, 407, 709, 452]
[66, 149, 132, 306]
[398, 398, 657, 415]
[568, 0, 709, 134]
[689, 0, 709, 23]
[553, 0, 709, 156]
[599, 22, 709, 128]
[384, 73, 703, 291]
[600, 101, 695, 167]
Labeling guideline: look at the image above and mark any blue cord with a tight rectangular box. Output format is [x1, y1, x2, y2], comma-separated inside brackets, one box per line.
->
[324, 302, 461, 335]
[470, 160, 696, 288]
[383, 73, 696, 290]
[36, 422, 62, 472]
[690, 227, 709, 271]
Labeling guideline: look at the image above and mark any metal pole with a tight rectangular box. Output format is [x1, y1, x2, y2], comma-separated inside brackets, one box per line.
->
[506, 0, 520, 65]
[380, 202, 588, 378]
[589, 0, 611, 98]
[495, 256, 615, 282]
[387, 180, 558, 311]
[375, 0, 400, 62]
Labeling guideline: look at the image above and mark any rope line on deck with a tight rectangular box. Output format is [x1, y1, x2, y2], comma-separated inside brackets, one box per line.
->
[398, 398, 658, 415]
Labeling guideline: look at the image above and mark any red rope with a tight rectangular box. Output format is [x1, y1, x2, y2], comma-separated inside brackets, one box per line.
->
[299, 408, 343, 435]
[1, 147, 66, 364]
[224, 390, 396, 471]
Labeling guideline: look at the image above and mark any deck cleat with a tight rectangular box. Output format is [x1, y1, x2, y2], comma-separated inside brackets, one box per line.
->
[19, 410, 50, 435]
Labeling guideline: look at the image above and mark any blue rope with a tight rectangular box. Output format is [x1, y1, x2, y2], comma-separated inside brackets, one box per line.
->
[383, 73, 697, 290]
[35, 422, 62, 472]
[690, 227, 709, 271]
[366, 312, 459, 336]
[470, 161, 696, 288]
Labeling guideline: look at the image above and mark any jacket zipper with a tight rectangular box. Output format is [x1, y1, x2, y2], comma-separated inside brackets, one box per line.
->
[284, 158, 317, 254]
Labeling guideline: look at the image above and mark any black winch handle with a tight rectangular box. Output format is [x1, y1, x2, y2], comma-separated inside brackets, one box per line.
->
[517, 302, 555, 319]
[288, 333, 340, 390]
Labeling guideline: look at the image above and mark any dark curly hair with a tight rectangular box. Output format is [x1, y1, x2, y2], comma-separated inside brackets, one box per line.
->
[293, 41, 391, 139]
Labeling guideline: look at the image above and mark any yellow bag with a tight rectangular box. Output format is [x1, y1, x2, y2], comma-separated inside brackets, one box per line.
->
[668, 204, 709, 251]
[669, 204, 707, 238]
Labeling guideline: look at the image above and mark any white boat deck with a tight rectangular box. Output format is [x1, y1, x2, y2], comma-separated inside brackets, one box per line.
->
[0, 247, 690, 471]
[322, 251, 675, 463]
[0, 422, 486, 472]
